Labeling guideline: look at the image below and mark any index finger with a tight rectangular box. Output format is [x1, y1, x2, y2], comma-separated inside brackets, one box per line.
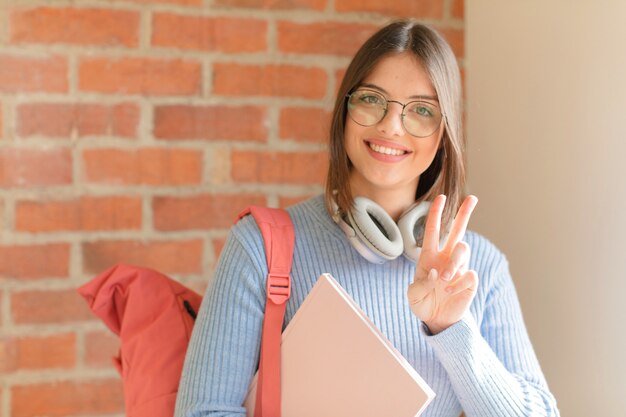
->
[421, 194, 446, 253]
[443, 195, 478, 255]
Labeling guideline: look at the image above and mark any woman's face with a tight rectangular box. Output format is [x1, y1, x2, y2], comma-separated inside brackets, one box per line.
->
[344, 52, 444, 200]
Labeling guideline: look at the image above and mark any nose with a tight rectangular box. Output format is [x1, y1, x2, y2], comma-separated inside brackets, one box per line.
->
[376, 102, 405, 137]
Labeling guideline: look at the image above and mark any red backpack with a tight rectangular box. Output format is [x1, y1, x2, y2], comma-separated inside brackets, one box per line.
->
[78, 206, 294, 417]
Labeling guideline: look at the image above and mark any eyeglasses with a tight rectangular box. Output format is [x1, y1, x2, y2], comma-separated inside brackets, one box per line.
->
[346, 89, 443, 138]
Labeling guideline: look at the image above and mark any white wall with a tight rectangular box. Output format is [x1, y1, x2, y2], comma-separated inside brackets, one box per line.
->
[467, 2, 626, 416]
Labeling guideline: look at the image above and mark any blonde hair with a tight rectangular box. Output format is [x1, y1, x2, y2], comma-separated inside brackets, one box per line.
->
[324, 21, 465, 232]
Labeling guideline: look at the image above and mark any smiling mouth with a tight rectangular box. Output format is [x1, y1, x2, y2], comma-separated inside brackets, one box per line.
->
[367, 141, 408, 156]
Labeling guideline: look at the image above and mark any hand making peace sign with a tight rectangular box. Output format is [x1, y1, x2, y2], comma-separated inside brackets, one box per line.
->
[407, 194, 479, 335]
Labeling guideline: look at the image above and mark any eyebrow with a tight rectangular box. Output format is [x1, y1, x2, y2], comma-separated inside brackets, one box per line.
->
[359, 83, 439, 102]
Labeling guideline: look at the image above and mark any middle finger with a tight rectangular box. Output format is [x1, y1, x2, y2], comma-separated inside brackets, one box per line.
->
[442, 195, 478, 255]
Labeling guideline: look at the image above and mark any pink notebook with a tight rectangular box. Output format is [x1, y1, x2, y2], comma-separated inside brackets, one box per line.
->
[244, 273, 435, 417]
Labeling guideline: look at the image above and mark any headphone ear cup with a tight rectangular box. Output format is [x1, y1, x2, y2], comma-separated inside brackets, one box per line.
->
[397, 201, 431, 263]
[348, 197, 404, 263]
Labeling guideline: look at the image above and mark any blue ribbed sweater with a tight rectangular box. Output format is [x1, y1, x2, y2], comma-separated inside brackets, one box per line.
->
[175, 195, 559, 417]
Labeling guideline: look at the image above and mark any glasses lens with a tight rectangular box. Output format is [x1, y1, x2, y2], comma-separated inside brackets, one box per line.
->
[403, 101, 442, 137]
[347, 90, 386, 126]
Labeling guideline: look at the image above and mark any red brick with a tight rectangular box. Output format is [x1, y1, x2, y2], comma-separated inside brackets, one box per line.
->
[215, 0, 326, 10]
[85, 331, 119, 368]
[112, 103, 141, 137]
[231, 150, 327, 184]
[437, 28, 464, 58]
[79, 57, 201, 96]
[335, 67, 347, 94]
[0, 54, 67, 93]
[152, 13, 267, 52]
[0, 148, 72, 188]
[0, 243, 70, 279]
[11, 289, 94, 324]
[83, 239, 203, 274]
[278, 21, 376, 56]
[452, 0, 464, 19]
[213, 63, 327, 98]
[10, 7, 139, 47]
[11, 379, 124, 417]
[0, 333, 76, 372]
[335, 0, 444, 18]
[17, 102, 139, 138]
[19, 103, 104, 138]
[15, 196, 141, 232]
[154, 105, 267, 141]
[279, 194, 316, 208]
[122, 0, 201, 5]
[83, 148, 202, 185]
[153, 193, 266, 231]
[279, 107, 330, 143]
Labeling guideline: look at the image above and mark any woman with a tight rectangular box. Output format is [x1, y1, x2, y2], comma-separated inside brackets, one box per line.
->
[175, 20, 560, 417]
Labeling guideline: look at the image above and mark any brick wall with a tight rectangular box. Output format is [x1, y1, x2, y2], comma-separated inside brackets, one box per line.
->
[0, 0, 464, 416]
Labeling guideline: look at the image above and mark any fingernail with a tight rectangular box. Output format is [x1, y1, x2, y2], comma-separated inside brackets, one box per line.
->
[442, 271, 452, 281]
[428, 269, 438, 280]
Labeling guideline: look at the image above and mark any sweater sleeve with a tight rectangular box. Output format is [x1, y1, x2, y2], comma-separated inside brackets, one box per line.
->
[423, 255, 560, 417]
[174, 220, 267, 417]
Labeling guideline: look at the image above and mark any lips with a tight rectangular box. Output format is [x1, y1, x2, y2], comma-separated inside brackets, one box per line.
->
[364, 139, 411, 161]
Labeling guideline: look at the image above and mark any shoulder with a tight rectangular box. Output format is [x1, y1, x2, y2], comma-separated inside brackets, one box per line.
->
[232, 195, 329, 236]
[229, 194, 336, 259]
[464, 230, 507, 263]
[230, 213, 264, 254]
[285, 194, 331, 223]
[285, 195, 343, 238]
[464, 230, 509, 279]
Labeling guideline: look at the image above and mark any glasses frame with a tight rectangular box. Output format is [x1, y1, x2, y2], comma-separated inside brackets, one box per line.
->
[345, 89, 444, 138]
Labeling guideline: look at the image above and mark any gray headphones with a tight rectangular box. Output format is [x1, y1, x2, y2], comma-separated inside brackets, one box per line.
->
[332, 196, 431, 264]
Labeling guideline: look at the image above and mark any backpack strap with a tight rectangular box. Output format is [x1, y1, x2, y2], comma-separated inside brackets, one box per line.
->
[237, 206, 294, 417]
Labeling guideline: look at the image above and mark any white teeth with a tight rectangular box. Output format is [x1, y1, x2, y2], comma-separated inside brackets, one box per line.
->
[368, 142, 406, 156]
